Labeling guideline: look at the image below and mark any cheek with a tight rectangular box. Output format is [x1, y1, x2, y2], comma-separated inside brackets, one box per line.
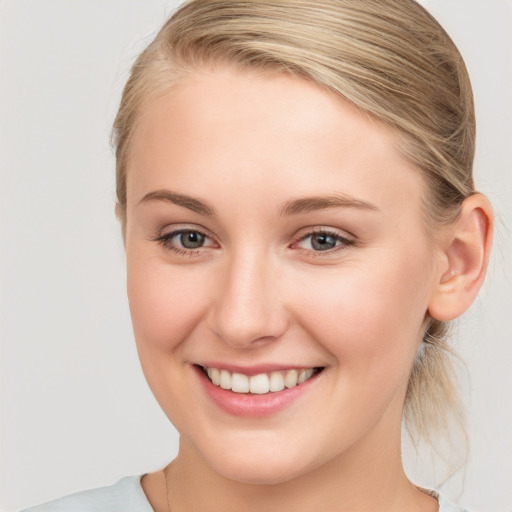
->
[126, 249, 208, 356]
[290, 250, 432, 380]
[125, 249, 213, 424]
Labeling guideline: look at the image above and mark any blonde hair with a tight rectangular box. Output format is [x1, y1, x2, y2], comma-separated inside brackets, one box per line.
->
[112, 0, 475, 446]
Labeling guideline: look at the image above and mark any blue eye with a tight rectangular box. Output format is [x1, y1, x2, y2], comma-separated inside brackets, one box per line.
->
[176, 230, 206, 249]
[309, 233, 339, 251]
[296, 230, 354, 252]
[156, 228, 215, 254]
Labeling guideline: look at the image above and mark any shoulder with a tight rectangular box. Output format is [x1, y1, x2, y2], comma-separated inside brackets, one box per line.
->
[20, 475, 153, 512]
[428, 489, 473, 512]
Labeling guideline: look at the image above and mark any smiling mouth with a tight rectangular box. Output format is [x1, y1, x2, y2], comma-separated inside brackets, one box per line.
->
[199, 366, 324, 395]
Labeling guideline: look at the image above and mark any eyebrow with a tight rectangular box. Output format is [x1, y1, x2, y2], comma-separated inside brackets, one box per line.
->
[281, 195, 380, 216]
[138, 190, 215, 216]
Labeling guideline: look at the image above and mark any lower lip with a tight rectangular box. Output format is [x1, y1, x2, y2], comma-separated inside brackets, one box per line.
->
[195, 366, 322, 417]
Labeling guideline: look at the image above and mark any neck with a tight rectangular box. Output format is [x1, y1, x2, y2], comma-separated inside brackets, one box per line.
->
[166, 425, 436, 512]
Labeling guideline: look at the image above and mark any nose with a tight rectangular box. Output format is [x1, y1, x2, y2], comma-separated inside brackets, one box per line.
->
[207, 248, 289, 349]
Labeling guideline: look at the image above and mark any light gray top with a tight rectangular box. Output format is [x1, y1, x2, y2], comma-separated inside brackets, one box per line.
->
[21, 475, 470, 511]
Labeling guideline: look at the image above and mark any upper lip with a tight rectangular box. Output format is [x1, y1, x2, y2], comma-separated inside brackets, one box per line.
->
[195, 362, 323, 376]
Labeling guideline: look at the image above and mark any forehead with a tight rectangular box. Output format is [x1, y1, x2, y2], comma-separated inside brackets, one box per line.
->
[127, 66, 425, 215]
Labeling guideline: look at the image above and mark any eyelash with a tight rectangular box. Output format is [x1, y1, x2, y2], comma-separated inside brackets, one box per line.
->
[293, 229, 355, 256]
[155, 228, 217, 256]
[154, 227, 355, 257]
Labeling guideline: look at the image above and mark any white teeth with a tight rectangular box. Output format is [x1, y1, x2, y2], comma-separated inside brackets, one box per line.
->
[219, 369, 231, 390]
[298, 368, 314, 384]
[284, 369, 299, 388]
[204, 366, 317, 394]
[249, 374, 270, 394]
[231, 372, 250, 393]
[210, 368, 220, 386]
[269, 371, 285, 392]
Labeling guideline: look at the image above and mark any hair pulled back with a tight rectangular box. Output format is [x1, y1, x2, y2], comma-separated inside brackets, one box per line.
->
[112, 0, 476, 445]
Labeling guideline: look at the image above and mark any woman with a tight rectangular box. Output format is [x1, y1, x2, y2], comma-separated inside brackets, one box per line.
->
[20, 1, 495, 511]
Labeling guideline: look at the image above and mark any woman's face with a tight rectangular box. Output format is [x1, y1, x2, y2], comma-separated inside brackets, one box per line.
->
[125, 67, 441, 484]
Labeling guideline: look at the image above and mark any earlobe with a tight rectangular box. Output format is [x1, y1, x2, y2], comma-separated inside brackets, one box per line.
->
[428, 194, 493, 322]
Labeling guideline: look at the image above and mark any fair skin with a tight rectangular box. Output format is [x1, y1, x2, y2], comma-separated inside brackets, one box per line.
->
[123, 67, 492, 512]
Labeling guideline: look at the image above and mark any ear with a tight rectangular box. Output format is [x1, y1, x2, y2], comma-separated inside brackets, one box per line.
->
[428, 193, 493, 322]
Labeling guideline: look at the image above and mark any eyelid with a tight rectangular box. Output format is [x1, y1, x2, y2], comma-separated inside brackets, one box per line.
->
[292, 225, 355, 241]
[154, 223, 216, 241]
[152, 224, 219, 254]
[151, 224, 355, 256]
[290, 226, 356, 254]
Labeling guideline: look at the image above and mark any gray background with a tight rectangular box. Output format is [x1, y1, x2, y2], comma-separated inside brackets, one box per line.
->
[1, 1, 511, 511]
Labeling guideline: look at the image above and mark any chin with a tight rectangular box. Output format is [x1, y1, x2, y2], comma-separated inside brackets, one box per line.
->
[214, 459, 306, 485]
[199, 438, 320, 485]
